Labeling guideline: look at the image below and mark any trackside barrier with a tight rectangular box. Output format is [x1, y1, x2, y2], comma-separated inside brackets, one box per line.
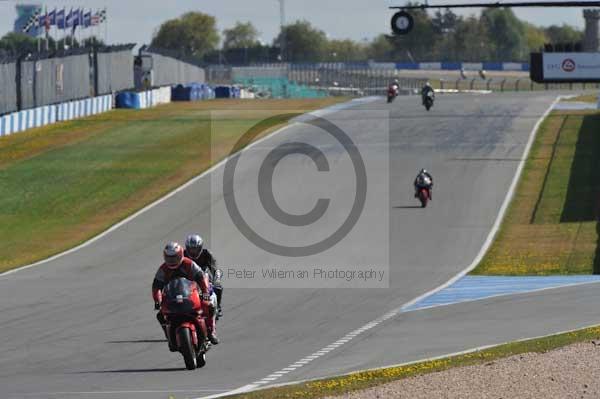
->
[0, 95, 112, 137]
[0, 106, 52, 136]
[57, 95, 112, 121]
[138, 90, 153, 109]
[116, 87, 172, 109]
[393, 62, 529, 71]
[1, 105, 55, 136]
[153, 86, 171, 105]
[240, 89, 255, 99]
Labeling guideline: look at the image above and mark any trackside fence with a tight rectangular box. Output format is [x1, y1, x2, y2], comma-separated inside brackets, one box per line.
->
[0, 57, 18, 115]
[95, 44, 136, 95]
[136, 47, 206, 88]
[1, 45, 136, 115]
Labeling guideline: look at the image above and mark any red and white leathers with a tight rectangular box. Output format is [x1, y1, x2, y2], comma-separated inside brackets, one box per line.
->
[152, 257, 218, 340]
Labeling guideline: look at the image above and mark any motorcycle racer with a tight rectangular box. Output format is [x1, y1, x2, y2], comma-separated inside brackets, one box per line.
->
[184, 234, 223, 319]
[414, 168, 433, 200]
[152, 242, 219, 345]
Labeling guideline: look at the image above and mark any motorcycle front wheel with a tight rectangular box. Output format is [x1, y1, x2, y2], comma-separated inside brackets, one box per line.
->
[178, 328, 197, 370]
[419, 191, 429, 208]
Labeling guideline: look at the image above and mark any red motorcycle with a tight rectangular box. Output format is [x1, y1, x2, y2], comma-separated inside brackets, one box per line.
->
[417, 186, 431, 208]
[416, 175, 432, 208]
[160, 278, 210, 370]
[387, 85, 399, 103]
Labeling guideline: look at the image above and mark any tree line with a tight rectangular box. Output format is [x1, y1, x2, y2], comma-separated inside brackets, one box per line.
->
[0, 8, 583, 63]
[150, 9, 583, 64]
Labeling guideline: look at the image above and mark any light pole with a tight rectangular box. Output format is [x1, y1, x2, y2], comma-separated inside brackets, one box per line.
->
[278, 0, 286, 61]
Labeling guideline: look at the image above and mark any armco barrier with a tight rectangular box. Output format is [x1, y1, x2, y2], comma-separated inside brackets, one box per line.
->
[462, 62, 483, 71]
[393, 62, 529, 71]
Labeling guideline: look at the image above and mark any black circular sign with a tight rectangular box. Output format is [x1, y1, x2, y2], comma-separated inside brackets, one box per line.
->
[391, 11, 414, 35]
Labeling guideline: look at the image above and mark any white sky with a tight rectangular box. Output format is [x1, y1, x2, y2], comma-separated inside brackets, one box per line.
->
[0, 0, 589, 46]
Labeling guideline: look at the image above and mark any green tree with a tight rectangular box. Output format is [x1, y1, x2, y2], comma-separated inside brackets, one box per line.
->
[388, 7, 437, 61]
[523, 23, 546, 52]
[151, 12, 219, 59]
[545, 24, 583, 44]
[0, 32, 38, 55]
[481, 8, 527, 61]
[274, 20, 327, 62]
[439, 16, 490, 61]
[432, 8, 460, 35]
[223, 21, 259, 49]
[366, 35, 394, 60]
[326, 39, 366, 61]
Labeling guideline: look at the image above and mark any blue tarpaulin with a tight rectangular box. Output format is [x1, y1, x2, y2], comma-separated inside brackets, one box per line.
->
[115, 92, 140, 109]
[215, 86, 240, 99]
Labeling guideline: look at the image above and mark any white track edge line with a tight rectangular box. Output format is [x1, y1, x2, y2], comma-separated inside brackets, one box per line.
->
[400, 95, 561, 310]
[228, 320, 600, 396]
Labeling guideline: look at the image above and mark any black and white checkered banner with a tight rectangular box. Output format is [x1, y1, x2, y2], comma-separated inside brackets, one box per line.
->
[22, 9, 41, 33]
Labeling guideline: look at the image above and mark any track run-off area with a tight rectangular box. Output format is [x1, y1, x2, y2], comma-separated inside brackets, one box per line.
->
[3, 92, 600, 399]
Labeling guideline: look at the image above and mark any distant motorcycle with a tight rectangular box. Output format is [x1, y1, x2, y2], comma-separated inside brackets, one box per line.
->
[387, 85, 399, 103]
[423, 91, 434, 111]
[415, 175, 432, 208]
[160, 277, 211, 370]
[417, 186, 431, 208]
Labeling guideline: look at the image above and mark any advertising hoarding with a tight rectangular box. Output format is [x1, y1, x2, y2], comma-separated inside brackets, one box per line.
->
[541, 53, 600, 81]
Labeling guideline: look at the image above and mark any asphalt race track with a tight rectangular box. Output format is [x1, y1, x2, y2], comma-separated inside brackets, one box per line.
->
[3, 92, 596, 399]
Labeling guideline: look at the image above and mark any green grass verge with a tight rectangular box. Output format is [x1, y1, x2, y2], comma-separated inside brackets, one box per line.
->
[0, 98, 346, 272]
[472, 109, 600, 275]
[226, 324, 600, 399]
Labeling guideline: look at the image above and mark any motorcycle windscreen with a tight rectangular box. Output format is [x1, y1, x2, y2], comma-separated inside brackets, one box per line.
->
[162, 277, 202, 314]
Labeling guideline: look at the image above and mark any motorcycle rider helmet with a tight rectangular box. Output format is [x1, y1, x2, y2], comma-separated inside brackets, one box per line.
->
[420, 168, 427, 175]
[393, 78, 399, 84]
[185, 234, 204, 259]
[163, 241, 184, 269]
